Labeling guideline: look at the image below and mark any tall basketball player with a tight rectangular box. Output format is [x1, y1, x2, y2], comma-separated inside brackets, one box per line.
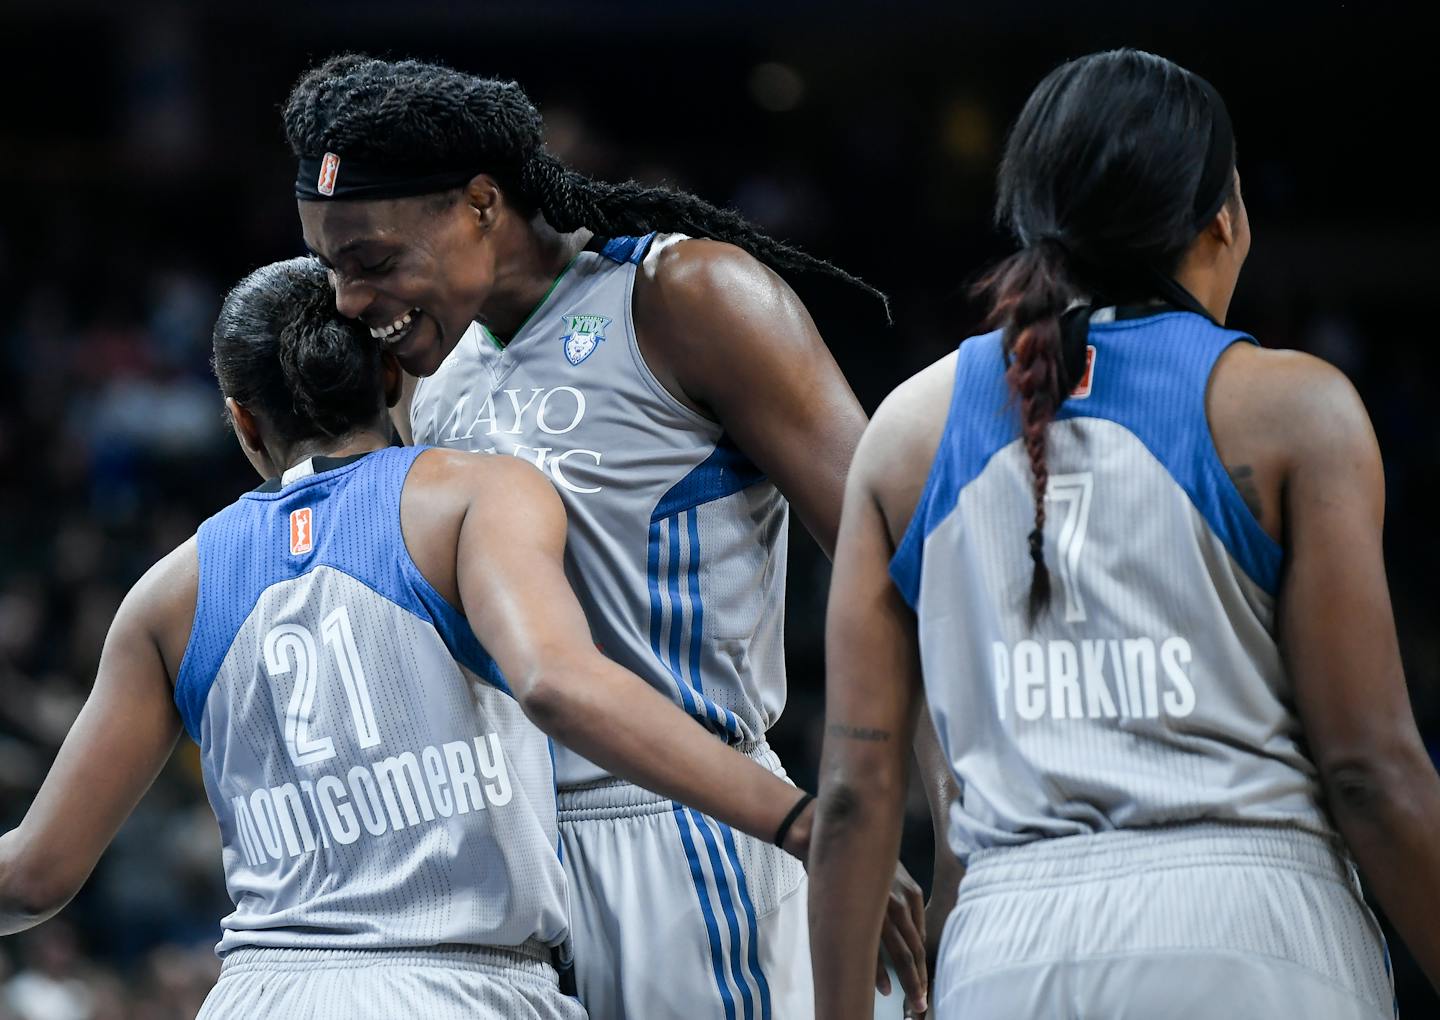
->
[808, 49, 1440, 1018]
[283, 55, 947, 1019]
[0, 258, 831, 1017]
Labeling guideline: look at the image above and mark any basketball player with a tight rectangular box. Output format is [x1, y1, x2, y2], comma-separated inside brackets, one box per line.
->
[0, 258, 833, 1017]
[808, 49, 1440, 1018]
[283, 55, 947, 1019]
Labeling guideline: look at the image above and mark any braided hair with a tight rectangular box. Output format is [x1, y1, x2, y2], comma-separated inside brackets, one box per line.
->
[974, 49, 1236, 624]
[283, 54, 887, 316]
[213, 257, 384, 445]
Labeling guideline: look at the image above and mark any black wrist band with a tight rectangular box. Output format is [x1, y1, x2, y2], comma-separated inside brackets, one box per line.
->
[773, 792, 816, 848]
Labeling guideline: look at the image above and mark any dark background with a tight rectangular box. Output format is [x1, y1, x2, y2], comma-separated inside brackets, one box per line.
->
[2, 2, 1435, 1016]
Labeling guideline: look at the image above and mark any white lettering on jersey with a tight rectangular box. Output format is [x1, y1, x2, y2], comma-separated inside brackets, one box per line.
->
[229, 734, 518, 865]
[990, 635, 1197, 723]
[433, 386, 606, 494]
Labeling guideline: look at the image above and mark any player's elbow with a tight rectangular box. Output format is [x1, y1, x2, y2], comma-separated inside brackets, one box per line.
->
[1319, 741, 1437, 824]
[815, 777, 888, 836]
[513, 661, 586, 741]
[0, 841, 76, 933]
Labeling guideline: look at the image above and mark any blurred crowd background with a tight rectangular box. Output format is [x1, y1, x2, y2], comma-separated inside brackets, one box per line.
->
[1, 1, 1435, 1015]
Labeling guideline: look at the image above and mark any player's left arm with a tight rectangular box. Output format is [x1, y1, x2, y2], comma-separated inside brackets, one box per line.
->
[809, 419, 929, 1019]
[634, 239, 868, 556]
[0, 546, 188, 935]
[637, 241, 946, 1007]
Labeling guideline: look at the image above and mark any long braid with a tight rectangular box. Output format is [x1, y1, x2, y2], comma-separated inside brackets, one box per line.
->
[974, 238, 1074, 624]
[519, 152, 890, 317]
[284, 55, 888, 318]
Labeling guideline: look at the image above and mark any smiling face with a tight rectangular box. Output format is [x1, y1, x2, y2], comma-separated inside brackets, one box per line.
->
[298, 183, 501, 376]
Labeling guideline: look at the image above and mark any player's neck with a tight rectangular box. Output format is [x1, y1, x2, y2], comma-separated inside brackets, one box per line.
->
[269, 429, 392, 477]
[478, 217, 592, 343]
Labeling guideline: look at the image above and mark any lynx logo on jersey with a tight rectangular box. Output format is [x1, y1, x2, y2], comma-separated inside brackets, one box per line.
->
[289, 508, 314, 555]
[560, 314, 610, 366]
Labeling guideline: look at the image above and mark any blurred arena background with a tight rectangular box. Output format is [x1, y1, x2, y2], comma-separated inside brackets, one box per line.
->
[1, 1, 1434, 1016]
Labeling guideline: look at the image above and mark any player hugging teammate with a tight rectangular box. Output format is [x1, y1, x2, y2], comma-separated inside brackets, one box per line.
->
[6, 43, 1440, 1020]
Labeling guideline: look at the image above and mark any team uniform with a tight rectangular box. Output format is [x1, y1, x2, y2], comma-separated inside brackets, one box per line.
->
[173, 446, 584, 1020]
[890, 309, 1395, 1019]
[410, 233, 812, 1019]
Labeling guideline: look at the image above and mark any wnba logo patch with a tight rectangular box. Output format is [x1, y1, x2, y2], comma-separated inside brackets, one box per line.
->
[1070, 345, 1097, 399]
[317, 152, 341, 197]
[289, 507, 314, 555]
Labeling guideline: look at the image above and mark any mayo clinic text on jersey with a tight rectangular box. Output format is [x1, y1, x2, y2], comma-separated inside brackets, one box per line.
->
[433, 385, 603, 494]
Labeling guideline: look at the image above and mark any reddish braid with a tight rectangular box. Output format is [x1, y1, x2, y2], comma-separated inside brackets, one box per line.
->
[973, 237, 1075, 625]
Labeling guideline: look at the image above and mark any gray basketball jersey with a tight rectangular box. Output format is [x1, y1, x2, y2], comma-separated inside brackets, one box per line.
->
[173, 447, 570, 956]
[410, 233, 789, 787]
[890, 310, 1336, 862]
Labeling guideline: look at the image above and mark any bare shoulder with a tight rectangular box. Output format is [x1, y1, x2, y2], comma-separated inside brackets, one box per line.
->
[638, 236, 789, 310]
[408, 448, 563, 514]
[123, 535, 199, 678]
[634, 237, 811, 352]
[856, 351, 959, 542]
[1211, 343, 1375, 459]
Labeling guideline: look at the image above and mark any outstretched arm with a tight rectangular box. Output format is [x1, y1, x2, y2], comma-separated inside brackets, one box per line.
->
[1277, 358, 1440, 991]
[452, 458, 813, 855]
[0, 550, 187, 934]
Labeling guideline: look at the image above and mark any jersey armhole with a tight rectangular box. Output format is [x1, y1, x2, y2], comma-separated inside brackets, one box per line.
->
[623, 233, 725, 431]
[1197, 334, 1284, 595]
[889, 347, 972, 609]
[393, 447, 515, 697]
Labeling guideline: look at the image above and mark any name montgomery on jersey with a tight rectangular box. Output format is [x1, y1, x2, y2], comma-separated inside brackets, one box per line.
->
[430, 385, 603, 495]
[229, 733, 515, 867]
[991, 635, 1197, 722]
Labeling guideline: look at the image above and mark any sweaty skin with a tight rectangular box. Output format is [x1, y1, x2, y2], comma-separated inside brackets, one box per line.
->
[300, 176, 954, 1011]
[806, 188, 1440, 1016]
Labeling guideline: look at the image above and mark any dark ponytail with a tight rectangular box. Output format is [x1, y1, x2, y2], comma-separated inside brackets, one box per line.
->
[284, 55, 889, 318]
[213, 257, 383, 445]
[975, 238, 1077, 622]
[976, 49, 1236, 624]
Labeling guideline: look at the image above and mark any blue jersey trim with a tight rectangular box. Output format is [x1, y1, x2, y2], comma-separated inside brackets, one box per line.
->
[653, 436, 766, 522]
[173, 446, 507, 743]
[719, 822, 773, 1019]
[647, 437, 755, 740]
[888, 352, 971, 610]
[673, 804, 740, 1020]
[598, 232, 657, 266]
[690, 809, 759, 1020]
[889, 312, 1283, 608]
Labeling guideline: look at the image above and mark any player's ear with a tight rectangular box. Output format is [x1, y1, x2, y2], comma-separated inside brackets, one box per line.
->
[227, 398, 262, 452]
[381, 352, 403, 409]
[462, 173, 502, 233]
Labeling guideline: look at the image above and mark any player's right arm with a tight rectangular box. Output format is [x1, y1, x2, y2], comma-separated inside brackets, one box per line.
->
[407, 451, 816, 854]
[0, 545, 189, 935]
[1263, 352, 1440, 990]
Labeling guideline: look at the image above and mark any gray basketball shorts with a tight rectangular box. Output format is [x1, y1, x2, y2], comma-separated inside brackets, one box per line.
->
[558, 740, 813, 1020]
[933, 823, 1395, 1019]
[197, 944, 588, 1020]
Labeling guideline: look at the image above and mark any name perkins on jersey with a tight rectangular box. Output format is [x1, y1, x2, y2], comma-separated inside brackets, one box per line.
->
[991, 635, 1196, 722]
[229, 733, 514, 867]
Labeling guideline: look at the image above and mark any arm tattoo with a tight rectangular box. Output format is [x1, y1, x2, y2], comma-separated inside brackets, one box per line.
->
[1229, 464, 1263, 521]
[827, 723, 892, 742]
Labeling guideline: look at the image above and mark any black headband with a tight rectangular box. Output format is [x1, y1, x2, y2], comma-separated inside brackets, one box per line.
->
[1190, 75, 1235, 230]
[295, 152, 480, 201]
